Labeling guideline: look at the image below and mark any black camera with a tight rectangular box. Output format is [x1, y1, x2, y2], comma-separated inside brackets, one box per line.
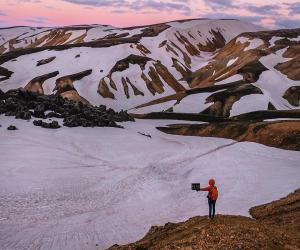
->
[191, 183, 200, 191]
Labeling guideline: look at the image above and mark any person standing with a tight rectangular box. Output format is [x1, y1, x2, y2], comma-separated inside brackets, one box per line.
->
[198, 179, 218, 219]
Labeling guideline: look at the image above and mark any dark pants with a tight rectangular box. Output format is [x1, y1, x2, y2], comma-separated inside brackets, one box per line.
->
[208, 198, 216, 219]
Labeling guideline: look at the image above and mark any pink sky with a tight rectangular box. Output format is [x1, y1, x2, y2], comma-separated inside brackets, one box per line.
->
[0, 0, 299, 28]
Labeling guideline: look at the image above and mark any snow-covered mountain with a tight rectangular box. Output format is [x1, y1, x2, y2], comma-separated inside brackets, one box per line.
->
[1, 19, 299, 117]
[0, 19, 266, 110]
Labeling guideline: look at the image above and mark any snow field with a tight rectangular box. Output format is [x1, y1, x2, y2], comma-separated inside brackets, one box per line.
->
[0, 116, 299, 249]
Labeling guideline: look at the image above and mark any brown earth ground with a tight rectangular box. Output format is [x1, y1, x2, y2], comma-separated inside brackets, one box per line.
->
[156, 120, 300, 151]
[108, 189, 300, 250]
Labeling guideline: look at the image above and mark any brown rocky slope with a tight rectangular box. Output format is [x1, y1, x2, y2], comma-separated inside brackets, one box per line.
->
[156, 119, 300, 151]
[108, 189, 300, 250]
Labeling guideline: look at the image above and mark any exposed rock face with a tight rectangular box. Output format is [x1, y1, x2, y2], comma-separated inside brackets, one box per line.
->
[250, 189, 300, 246]
[133, 79, 265, 118]
[36, 56, 56, 66]
[283, 86, 300, 107]
[108, 190, 300, 250]
[110, 55, 151, 73]
[171, 58, 191, 80]
[54, 69, 92, 104]
[0, 66, 13, 81]
[201, 83, 263, 117]
[190, 29, 300, 88]
[98, 79, 116, 99]
[24, 71, 59, 94]
[275, 44, 300, 80]
[197, 29, 226, 52]
[98, 54, 187, 100]
[153, 61, 186, 92]
[157, 120, 300, 151]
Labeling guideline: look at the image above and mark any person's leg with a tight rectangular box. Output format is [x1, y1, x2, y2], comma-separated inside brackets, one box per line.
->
[208, 198, 212, 218]
[212, 200, 216, 218]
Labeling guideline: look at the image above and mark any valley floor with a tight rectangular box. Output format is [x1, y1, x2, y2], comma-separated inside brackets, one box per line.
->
[0, 116, 299, 249]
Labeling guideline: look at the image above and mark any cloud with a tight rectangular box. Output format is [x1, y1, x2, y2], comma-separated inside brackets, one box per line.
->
[0, 10, 7, 16]
[203, 12, 263, 24]
[129, 1, 191, 15]
[286, 2, 300, 15]
[2, 0, 300, 29]
[60, 0, 126, 7]
[23, 16, 50, 24]
[247, 5, 278, 15]
[203, 0, 234, 8]
[275, 19, 300, 29]
[60, 0, 191, 15]
[44, 5, 60, 10]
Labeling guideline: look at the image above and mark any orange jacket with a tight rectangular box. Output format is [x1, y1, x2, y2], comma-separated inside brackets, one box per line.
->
[200, 179, 218, 200]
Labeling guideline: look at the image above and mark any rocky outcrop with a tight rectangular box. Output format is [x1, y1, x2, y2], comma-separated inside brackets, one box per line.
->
[157, 120, 300, 151]
[99, 55, 187, 100]
[0, 89, 134, 128]
[171, 58, 191, 80]
[250, 189, 300, 246]
[0, 37, 140, 65]
[153, 61, 186, 92]
[189, 28, 300, 88]
[24, 71, 59, 94]
[275, 57, 300, 80]
[197, 29, 226, 52]
[110, 54, 152, 73]
[201, 82, 263, 117]
[7, 125, 18, 130]
[54, 69, 92, 105]
[283, 86, 300, 107]
[0, 66, 14, 81]
[275, 44, 300, 80]
[126, 77, 144, 96]
[98, 78, 116, 99]
[135, 43, 151, 55]
[108, 190, 300, 250]
[33, 120, 61, 129]
[36, 56, 56, 66]
[175, 32, 200, 56]
[133, 79, 264, 118]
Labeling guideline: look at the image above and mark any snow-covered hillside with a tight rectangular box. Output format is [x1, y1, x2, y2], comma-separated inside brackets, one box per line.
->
[0, 19, 264, 111]
[1, 20, 299, 118]
[131, 28, 300, 116]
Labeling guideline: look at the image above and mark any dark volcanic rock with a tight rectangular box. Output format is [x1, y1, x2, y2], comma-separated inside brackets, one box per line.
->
[7, 125, 18, 130]
[16, 111, 31, 120]
[33, 103, 46, 118]
[33, 120, 61, 129]
[46, 112, 63, 119]
[0, 88, 134, 129]
[0, 88, 4, 99]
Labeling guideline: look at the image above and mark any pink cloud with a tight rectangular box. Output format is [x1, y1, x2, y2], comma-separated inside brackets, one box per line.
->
[0, 0, 299, 28]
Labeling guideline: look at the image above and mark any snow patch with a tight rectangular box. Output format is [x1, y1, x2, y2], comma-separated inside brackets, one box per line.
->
[236, 37, 264, 51]
[227, 57, 238, 67]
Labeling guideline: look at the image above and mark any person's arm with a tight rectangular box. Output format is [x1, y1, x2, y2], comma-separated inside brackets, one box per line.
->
[199, 186, 211, 192]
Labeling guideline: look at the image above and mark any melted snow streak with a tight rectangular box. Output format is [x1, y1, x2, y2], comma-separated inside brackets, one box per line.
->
[0, 116, 299, 250]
